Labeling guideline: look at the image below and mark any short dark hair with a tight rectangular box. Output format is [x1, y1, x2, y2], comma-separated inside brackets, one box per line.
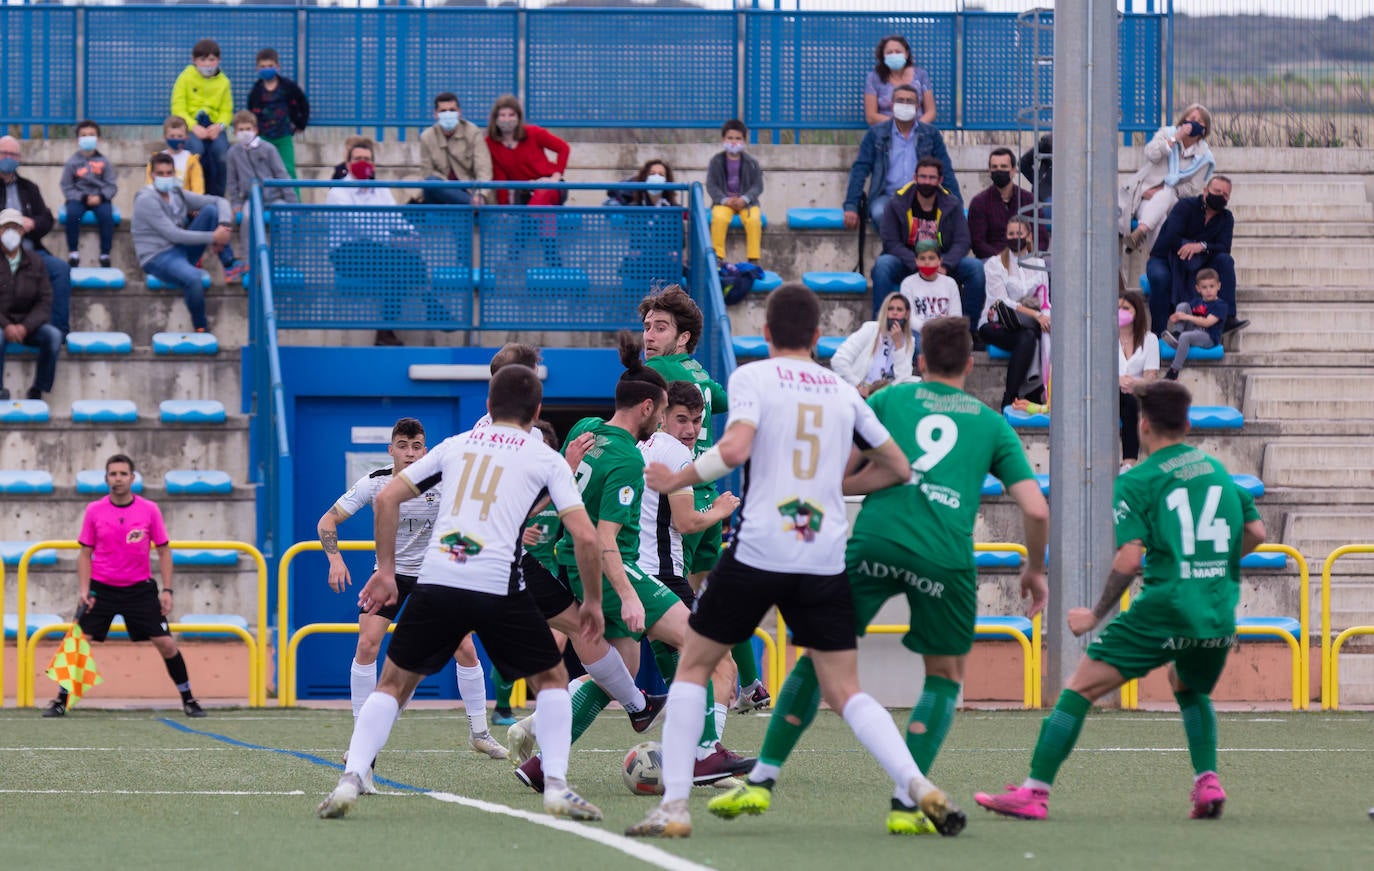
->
[1195, 268, 1220, 285]
[917, 155, 945, 175]
[615, 331, 668, 410]
[666, 381, 704, 414]
[192, 39, 221, 59]
[989, 147, 1017, 166]
[721, 118, 747, 138]
[256, 48, 279, 65]
[892, 84, 919, 101]
[1135, 380, 1191, 437]
[638, 285, 703, 354]
[919, 317, 972, 377]
[1212, 174, 1232, 187]
[434, 92, 460, 109]
[391, 417, 424, 440]
[347, 139, 375, 162]
[489, 365, 543, 425]
[105, 453, 135, 473]
[533, 419, 559, 451]
[76, 119, 100, 136]
[149, 152, 175, 171]
[490, 342, 540, 375]
[765, 283, 820, 352]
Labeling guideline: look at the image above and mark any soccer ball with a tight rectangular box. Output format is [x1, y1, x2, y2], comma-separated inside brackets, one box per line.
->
[622, 741, 665, 796]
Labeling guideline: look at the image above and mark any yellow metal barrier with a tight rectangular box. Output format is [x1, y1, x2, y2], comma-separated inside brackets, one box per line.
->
[17, 540, 269, 707]
[1320, 544, 1374, 709]
[1, 559, 6, 706]
[1328, 625, 1374, 710]
[284, 622, 390, 707]
[277, 540, 378, 707]
[864, 622, 1035, 708]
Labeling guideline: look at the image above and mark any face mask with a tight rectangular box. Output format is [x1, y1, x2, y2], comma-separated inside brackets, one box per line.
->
[915, 183, 939, 199]
[723, 141, 745, 155]
[197, 64, 219, 78]
[349, 160, 375, 180]
[1118, 308, 1136, 327]
[437, 110, 460, 131]
[0, 157, 18, 175]
[78, 136, 98, 153]
[165, 138, 185, 151]
[1205, 193, 1228, 211]
[990, 170, 1012, 188]
[236, 131, 256, 146]
[496, 118, 518, 134]
[1183, 120, 1206, 138]
[1008, 236, 1030, 252]
[891, 103, 918, 123]
[257, 67, 278, 81]
[0, 229, 21, 251]
[153, 175, 179, 193]
[645, 172, 667, 192]
[884, 52, 907, 71]
[917, 264, 941, 279]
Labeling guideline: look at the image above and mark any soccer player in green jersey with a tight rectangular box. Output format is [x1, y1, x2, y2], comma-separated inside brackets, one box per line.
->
[977, 379, 1265, 821]
[708, 316, 1050, 833]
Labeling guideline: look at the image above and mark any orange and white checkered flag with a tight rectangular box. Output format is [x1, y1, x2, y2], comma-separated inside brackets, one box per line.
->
[45, 623, 102, 706]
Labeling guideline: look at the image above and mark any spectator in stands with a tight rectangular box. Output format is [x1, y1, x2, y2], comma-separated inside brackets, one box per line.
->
[1119, 103, 1214, 253]
[1117, 288, 1159, 473]
[863, 35, 936, 125]
[968, 147, 1046, 259]
[133, 153, 233, 334]
[0, 136, 71, 335]
[226, 110, 297, 260]
[873, 156, 982, 332]
[1162, 268, 1227, 382]
[0, 208, 61, 402]
[706, 119, 764, 265]
[844, 85, 958, 232]
[606, 159, 678, 207]
[485, 95, 570, 206]
[171, 38, 233, 197]
[1019, 133, 1052, 208]
[326, 138, 426, 348]
[146, 117, 205, 194]
[248, 47, 309, 180]
[1146, 175, 1244, 337]
[331, 136, 369, 181]
[977, 216, 1051, 411]
[60, 121, 117, 269]
[830, 291, 915, 397]
[898, 240, 962, 353]
[419, 92, 490, 206]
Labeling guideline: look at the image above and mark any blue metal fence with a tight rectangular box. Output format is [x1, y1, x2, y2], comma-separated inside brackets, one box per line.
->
[0, 6, 77, 125]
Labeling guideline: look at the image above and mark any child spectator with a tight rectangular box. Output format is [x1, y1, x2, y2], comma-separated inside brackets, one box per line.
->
[898, 240, 962, 353]
[146, 116, 205, 194]
[705, 119, 763, 265]
[60, 120, 117, 268]
[226, 110, 297, 261]
[606, 159, 678, 207]
[171, 38, 232, 197]
[1162, 267, 1227, 380]
[247, 47, 309, 179]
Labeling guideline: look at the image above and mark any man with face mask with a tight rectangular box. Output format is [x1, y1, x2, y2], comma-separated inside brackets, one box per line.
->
[0, 209, 62, 401]
[419, 93, 491, 206]
[967, 147, 1048, 260]
[0, 136, 71, 336]
[1145, 175, 1246, 337]
[843, 85, 960, 233]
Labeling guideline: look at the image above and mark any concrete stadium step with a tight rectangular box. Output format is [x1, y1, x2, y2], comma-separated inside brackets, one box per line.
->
[1230, 241, 1374, 269]
[1230, 203, 1374, 223]
[1223, 180, 1371, 205]
[72, 288, 248, 347]
[1233, 220, 1374, 238]
[1237, 266, 1374, 286]
[0, 420, 250, 484]
[19, 561, 266, 622]
[0, 492, 255, 549]
[1281, 512, 1374, 565]
[1262, 442, 1374, 488]
[1, 351, 241, 412]
[1242, 373, 1374, 420]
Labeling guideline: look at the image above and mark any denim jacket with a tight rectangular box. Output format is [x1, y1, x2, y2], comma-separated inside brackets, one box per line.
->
[843, 121, 960, 213]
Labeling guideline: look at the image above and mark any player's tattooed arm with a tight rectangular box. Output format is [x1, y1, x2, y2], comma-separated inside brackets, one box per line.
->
[321, 529, 339, 554]
[1092, 569, 1136, 621]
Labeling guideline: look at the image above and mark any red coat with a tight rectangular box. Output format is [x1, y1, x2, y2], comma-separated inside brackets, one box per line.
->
[486, 124, 571, 205]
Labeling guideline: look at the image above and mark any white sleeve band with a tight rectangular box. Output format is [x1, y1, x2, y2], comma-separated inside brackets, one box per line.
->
[692, 445, 733, 484]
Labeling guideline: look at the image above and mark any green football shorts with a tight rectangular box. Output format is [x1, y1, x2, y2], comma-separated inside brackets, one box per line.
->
[1087, 604, 1234, 692]
[567, 560, 683, 641]
[846, 534, 978, 656]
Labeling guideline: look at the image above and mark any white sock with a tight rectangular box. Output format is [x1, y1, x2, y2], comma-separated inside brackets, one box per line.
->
[582, 648, 645, 711]
[349, 659, 376, 719]
[714, 702, 729, 744]
[747, 761, 780, 785]
[842, 693, 934, 799]
[344, 692, 399, 777]
[533, 688, 572, 788]
[455, 662, 489, 733]
[660, 681, 707, 804]
[1022, 778, 1052, 792]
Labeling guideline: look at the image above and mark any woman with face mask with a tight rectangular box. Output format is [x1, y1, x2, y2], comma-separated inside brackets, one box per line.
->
[1119, 103, 1215, 253]
[830, 292, 916, 398]
[605, 160, 678, 208]
[864, 35, 936, 126]
[0, 208, 63, 402]
[484, 95, 571, 207]
[1116, 289, 1159, 473]
[977, 216, 1051, 411]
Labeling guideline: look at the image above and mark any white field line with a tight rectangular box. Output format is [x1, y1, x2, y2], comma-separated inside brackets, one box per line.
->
[0, 788, 310, 796]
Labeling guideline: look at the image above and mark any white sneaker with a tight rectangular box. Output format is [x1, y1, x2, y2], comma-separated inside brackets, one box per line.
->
[317, 772, 363, 819]
[507, 715, 537, 764]
[342, 752, 378, 795]
[470, 730, 509, 760]
[733, 679, 771, 713]
[625, 799, 692, 838]
[544, 786, 603, 821]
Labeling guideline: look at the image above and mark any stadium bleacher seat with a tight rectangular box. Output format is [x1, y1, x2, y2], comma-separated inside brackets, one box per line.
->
[1160, 342, 1224, 362]
[160, 399, 227, 424]
[1231, 474, 1265, 497]
[0, 399, 49, 423]
[1189, 406, 1244, 429]
[66, 331, 133, 355]
[431, 266, 477, 291]
[57, 206, 122, 225]
[153, 332, 219, 355]
[1003, 406, 1051, 428]
[786, 208, 846, 230]
[802, 271, 867, 294]
[173, 549, 239, 567]
[4, 613, 65, 640]
[147, 271, 211, 291]
[752, 270, 783, 292]
[974, 550, 1021, 569]
[526, 267, 589, 295]
[164, 470, 233, 495]
[72, 399, 138, 423]
[731, 336, 769, 358]
[816, 337, 843, 360]
[1139, 273, 1149, 295]
[974, 615, 1034, 642]
[70, 267, 126, 290]
[0, 470, 54, 494]
[4, 341, 35, 356]
[987, 344, 1011, 360]
[1241, 551, 1287, 570]
[76, 469, 145, 494]
[177, 613, 250, 640]
[1236, 615, 1302, 642]
[981, 474, 1004, 496]
[0, 541, 58, 566]
[1034, 473, 1050, 495]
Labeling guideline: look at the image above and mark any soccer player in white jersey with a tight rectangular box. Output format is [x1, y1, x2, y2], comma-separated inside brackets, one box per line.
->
[627, 283, 967, 839]
[318, 365, 607, 822]
[317, 417, 506, 782]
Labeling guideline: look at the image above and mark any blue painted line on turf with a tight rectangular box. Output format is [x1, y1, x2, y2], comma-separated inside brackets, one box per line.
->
[158, 718, 424, 792]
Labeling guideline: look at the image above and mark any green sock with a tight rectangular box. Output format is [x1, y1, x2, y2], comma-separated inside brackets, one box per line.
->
[732, 640, 760, 686]
[906, 675, 960, 773]
[569, 680, 611, 743]
[490, 665, 514, 710]
[697, 680, 718, 749]
[1175, 690, 1218, 775]
[651, 640, 679, 683]
[757, 655, 821, 767]
[1027, 689, 1092, 786]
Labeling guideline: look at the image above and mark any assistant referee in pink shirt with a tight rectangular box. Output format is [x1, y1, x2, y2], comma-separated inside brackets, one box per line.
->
[43, 454, 206, 717]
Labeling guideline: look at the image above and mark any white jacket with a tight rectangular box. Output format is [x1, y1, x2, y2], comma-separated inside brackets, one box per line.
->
[830, 320, 915, 387]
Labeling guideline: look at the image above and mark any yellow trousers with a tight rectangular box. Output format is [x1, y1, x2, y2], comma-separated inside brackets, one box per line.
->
[711, 204, 762, 261]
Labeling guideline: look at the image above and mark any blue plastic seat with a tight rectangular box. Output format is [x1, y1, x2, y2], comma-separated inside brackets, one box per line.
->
[177, 612, 250, 640]
[57, 206, 122, 225]
[1138, 273, 1150, 295]
[987, 344, 1011, 360]
[1236, 615, 1301, 642]
[4, 341, 36, 356]
[1034, 473, 1050, 495]
[0, 470, 54, 494]
[72, 399, 138, 423]
[1241, 551, 1287, 570]
[981, 474, 1005, 496]
[164, 469, 233, 495]
[66, 331, 132, 355]
[974, 550, 1021, 569]
[1160, 342, 1224, 362]
[974, 615, 1033, 641]
[0, 541, 58, 566]
[752, 270, 783, 292]
[802, 271, 867, 294]
[70, 267, 126, 290]
[76, 469, 145, 494]
[787, 208, 846, 230]
[1189, 406, 1244, 429]
[1231, 474, 1264, 497]
[1004, 406, 1050, 428]
[272, 267, 305, 288]
[4, 613, 65, 640]
[173, 549, 239, 567]
[526, 267, 590, 293]
[147, 270, 211, 291]
[159, 399, 226, 424]
[0, 399, 49, 423]
[431, 266, 477, 290]
[153, 332, 219, 355]
[816, 337, 843, 360]
[731, 336, 770, 358]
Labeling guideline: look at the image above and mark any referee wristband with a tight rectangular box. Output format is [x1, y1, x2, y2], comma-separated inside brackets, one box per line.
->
[692, 445, 733, 484]
[161, 588, 173, 594]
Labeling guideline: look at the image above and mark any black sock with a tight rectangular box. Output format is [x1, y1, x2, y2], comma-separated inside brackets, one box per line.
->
[163, 652, 194, 701]
[56, 688, 70, 705]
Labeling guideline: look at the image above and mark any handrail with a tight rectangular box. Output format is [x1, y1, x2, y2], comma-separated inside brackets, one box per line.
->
[1328, 625, 1374, 710]
[1320, 544, 1374, 709]
[276, 540, 379, 707]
